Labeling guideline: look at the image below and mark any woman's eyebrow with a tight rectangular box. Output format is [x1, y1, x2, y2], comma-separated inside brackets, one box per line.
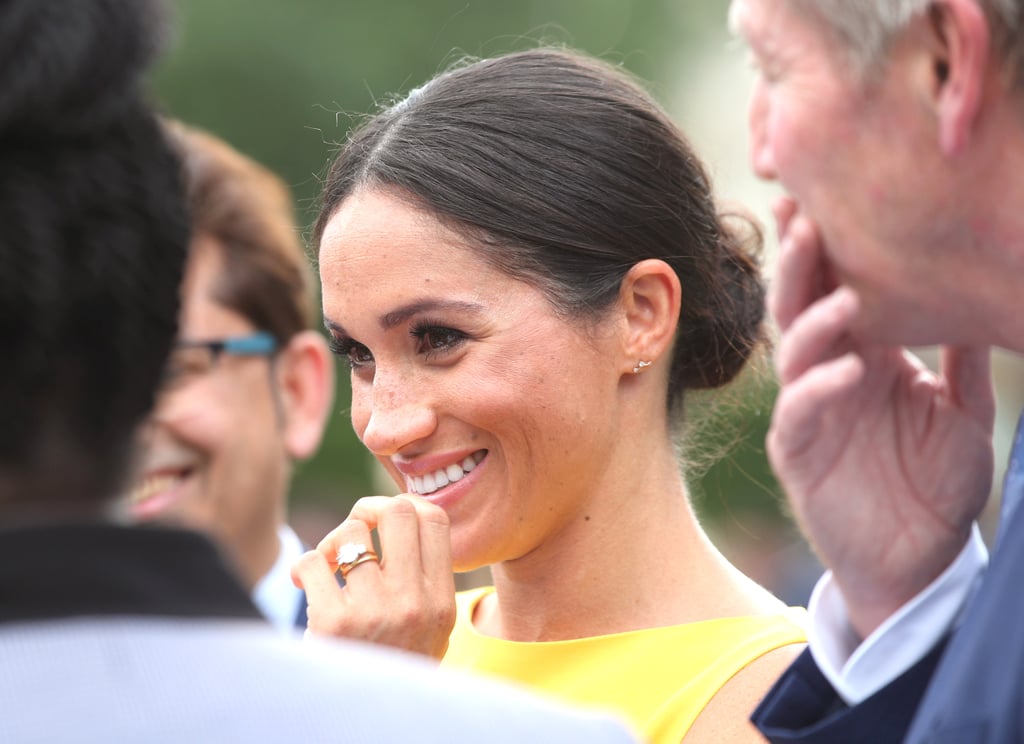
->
[379, 299, 484, 330]
[323, 317, 348, 337]
[324, 299, 486, 337]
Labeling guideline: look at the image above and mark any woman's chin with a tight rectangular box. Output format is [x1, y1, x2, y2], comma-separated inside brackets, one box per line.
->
[451, 555, 487, 575]
[449, 539, 494, 576]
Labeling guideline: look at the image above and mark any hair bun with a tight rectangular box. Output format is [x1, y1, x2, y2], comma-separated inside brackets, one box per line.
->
[0, 0, 170, 137]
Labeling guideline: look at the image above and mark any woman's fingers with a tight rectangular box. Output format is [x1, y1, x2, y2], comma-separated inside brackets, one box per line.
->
[395, 495, 453, 581]
[363, 496, 426, 584]
[333, 494, 452, 581]
[313, 511, 384, 596]
[292, 549, 354, 635]
[364, 495, 455, 632]
[296, 494, 455, 658]
[316, 512, 375, 569]
[290, 548, 327, 591]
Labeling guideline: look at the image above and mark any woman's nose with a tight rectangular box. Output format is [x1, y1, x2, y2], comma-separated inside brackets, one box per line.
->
[355, 374, 438, 457]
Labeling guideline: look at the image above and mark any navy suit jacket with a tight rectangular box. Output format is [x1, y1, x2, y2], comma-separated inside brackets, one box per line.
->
[753, 485, 1024, 743]
[294, 590, 308, 629]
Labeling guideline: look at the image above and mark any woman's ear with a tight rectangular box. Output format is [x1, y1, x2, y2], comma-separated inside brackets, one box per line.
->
[274, 330, 336, 460]
[617, 259, 681, 374]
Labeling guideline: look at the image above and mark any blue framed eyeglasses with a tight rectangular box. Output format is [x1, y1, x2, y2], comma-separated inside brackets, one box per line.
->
[162, 331, 278, 389]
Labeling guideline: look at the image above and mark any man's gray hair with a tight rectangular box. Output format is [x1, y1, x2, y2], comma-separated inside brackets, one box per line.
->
[790, 0, 1021, 82]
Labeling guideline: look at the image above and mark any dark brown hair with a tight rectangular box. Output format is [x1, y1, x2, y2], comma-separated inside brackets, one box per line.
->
[166, 121, 313, 343]
[315, 48, 765, 416]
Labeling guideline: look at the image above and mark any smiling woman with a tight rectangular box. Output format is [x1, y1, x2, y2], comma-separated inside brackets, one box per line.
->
[295, 47, 806, 744]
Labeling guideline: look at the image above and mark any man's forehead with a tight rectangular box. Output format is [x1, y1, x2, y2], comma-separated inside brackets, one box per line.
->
[729, 0, 835, 61]
[727, 0, 789, 45]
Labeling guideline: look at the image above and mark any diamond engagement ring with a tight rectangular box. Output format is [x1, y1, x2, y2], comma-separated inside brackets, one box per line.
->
[335, 542, 379, 578]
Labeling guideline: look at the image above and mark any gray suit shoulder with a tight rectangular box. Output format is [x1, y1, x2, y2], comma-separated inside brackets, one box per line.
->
[0, 617, 638, 743]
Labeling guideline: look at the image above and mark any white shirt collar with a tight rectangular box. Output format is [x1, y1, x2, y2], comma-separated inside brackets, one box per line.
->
[251, 524, 305, 635]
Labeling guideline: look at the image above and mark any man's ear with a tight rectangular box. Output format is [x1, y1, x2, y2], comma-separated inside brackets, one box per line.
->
[927, 0, 991, 155]
[275, 330, 336, 460]
[616, 259, 681, 375]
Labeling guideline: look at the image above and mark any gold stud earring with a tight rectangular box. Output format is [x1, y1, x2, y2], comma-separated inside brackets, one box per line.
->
[633, 360, 652, 374]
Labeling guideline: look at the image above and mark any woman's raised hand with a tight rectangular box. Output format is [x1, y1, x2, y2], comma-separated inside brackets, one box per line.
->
[291, 494, 456, 659]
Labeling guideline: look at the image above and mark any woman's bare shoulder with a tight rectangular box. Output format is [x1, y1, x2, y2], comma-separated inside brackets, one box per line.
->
[681, 642, 805, 744]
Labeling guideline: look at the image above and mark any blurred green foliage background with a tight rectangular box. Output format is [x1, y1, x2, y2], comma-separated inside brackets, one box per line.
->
[151, 0, 802, 583]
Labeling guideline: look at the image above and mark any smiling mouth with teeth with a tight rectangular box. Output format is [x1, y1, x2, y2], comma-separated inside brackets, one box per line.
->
[407, 451, 486, 495]
[129, 471, 189, 506]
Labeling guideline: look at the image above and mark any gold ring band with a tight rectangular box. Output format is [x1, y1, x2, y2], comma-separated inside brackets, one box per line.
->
[338, 551, 379, 578]
[335, 542, 380, 578]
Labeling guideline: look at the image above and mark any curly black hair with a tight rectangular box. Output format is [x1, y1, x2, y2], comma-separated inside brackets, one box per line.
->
[0, 0, 189, 505]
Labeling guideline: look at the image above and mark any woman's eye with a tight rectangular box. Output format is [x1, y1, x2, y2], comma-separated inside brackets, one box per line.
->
[328, 336, 374, 369]
[347, 343, 374, 367]
[413, 324, 467, 355]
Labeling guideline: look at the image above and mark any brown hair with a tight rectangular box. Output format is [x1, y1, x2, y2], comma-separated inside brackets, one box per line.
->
[165, 121, 313, 342]
[315, 48, 765, 417]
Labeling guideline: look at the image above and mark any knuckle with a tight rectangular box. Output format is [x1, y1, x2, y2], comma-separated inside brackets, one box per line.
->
[351, 495, 387, 510]
[395, 494, 451, 529]
[347, 496, 391, 526]
[404, 497, 449, 527]
[386, 496, 419, 519]
[391, 599, 426, 627]
[421, 505, 450, 530]
[318, 517, 371, 550]
[435, 600, 456, 629]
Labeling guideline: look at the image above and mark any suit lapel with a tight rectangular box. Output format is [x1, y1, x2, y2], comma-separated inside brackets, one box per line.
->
[996, 410, 1024, 546]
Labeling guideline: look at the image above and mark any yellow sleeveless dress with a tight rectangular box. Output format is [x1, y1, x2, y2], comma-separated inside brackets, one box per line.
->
[443, 586, 807, 744]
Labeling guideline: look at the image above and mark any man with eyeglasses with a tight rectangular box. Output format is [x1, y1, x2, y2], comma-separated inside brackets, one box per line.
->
[126, 120, 335, 634]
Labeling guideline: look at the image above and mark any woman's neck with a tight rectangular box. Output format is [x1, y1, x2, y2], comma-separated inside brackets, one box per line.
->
[475, 448, 784, 642]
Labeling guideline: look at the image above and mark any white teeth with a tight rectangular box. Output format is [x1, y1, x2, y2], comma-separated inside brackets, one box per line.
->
[408, 452, 485, 495]
[129, 474, 182, 504]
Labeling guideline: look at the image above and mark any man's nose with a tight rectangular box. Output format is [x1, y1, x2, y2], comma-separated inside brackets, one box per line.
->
[749, 80, 778, 180]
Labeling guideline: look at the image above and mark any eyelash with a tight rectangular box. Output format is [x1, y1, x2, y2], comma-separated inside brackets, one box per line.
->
[410, 320, 468, 358]
[327, 321, 469, 370]
[327, 336, 372, 370]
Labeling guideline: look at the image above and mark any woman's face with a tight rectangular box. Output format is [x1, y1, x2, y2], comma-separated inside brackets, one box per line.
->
[318, 189, 624, 570]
